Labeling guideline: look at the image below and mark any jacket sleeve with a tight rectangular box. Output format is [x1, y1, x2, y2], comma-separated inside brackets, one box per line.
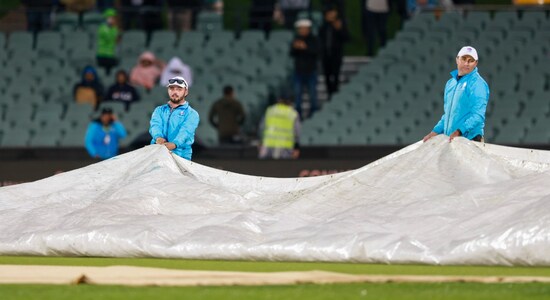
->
[84, 123, 97, 158]
[149, 107, 164, 142]
[458, 80, 490, 136]
[112, 121, 127, 139]
[171, 110, 200, 149]
[237, 101, 246, 125]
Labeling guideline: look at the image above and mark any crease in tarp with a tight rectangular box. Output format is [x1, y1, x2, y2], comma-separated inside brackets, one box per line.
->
[1, 136, 550, 265]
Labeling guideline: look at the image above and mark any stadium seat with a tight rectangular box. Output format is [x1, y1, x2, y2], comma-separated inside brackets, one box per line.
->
[149, 30, 177, 50]
[1, 128, 31, 147]
[54, 12, 79, 31]
[465, 11, 491, 28]
[197, 12, 223, 33]
[493, 11, 519, 29]
[7, 31, 33, 51]
[269, 30, 293, 44]
[82, 12, 105, 29]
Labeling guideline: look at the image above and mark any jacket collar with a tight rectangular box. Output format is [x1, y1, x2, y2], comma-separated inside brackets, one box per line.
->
[450, 67, 478, 80]
[166, 101, 188, 110]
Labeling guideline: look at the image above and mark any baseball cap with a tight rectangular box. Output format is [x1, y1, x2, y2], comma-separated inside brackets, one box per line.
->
[294, 19, 312, 28]
[457, 46, 478, 61]
[167, 76, 189, 89]
[101, 107, 113, 114]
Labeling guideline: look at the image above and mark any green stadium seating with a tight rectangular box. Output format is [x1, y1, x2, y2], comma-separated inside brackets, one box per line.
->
[7, 31, 33, 51]
[54, 12, 79, 31]
[197, 11, 223, 33]
[1, 127, 31, 147]
[36, 31, 63, 58]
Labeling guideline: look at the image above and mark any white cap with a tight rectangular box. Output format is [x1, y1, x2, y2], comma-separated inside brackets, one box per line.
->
[457, 46, 478, 61]
[294, 19, 312, 28]
[166, 76, 189, 89]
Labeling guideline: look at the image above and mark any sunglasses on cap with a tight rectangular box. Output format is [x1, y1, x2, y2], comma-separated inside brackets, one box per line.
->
[168, 78, 186, 85]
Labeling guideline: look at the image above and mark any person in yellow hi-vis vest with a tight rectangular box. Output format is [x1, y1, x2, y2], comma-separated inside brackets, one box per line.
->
[259, 92, 301, 159]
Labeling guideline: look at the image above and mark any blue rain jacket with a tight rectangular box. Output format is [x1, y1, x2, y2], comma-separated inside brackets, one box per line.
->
[149, 102, 200, 160]
[433, 67, 490, 140]
[85, 121, 127, 159]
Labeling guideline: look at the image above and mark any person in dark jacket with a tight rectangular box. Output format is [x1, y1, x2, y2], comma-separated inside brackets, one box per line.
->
[249, 0, 276, 34]
[209, 86, 246, 144]
[319, 5, 349, 98]
[290, 19, 319, 119]
[22, 0, 52, 33]
[105, 70, 140, 111]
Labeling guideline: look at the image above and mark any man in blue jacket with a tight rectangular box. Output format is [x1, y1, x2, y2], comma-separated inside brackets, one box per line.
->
[85, 108, 127, 159]
[149, 76, 200, 160]
[423, 46, 490, 143]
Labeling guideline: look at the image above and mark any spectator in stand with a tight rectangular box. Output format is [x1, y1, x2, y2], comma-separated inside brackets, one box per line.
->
[319, 5, 349, 98]
[22, 0, 52, 33]
[96, 8, 120, 76]
[119, 0, 163, 35]
[362, 0, 390, 56]
[259, 91, 301, 159]
[85, 107, 127, 160]
[167, 0, 201, 31]
[60, 0, 96, 16]
[105, 70, 140, 111]
[321, 0, 344, 14]
[160, 57, 193, 88]
[130, 51, 165, 91]
[204, 0, 224, 14]
[276, 0, 311, 29]
[209, 86, 246, 144]
[249, 0, 276, 34]
[74, 65, 104, 108]
[290, 19, 319, 119]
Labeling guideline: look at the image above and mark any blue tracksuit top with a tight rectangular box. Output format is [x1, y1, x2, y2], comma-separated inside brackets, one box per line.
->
[433, 67, 490, 140]
[85, 121, 127, 159]
[149, 102, 200, 160]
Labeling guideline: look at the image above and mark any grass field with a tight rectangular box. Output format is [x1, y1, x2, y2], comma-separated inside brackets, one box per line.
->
[1, 256, 550, 299]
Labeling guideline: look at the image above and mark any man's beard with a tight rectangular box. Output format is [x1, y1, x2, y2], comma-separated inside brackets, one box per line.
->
[170, 95, 185, 103]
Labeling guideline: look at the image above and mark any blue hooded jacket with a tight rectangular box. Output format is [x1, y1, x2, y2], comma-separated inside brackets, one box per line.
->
[433, 67, 490, 140]
[149, 102, 200, 160]
[85, 120, 127, 159]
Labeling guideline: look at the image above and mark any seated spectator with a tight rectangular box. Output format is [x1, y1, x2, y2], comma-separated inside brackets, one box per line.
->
[160, 57, 193, 87]
[85, 107, 127, 160]
[105, 70, 140, 111]
[96, 8, 120, 76]
[73, 66, 104, 108]
[130, 51, 165, 91]
[208, 85, 246, 144]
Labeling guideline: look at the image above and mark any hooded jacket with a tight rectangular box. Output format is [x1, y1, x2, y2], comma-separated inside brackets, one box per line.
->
[433, 67, 490, 140]
[130, 52, 163, 89]
[73, 66, 104, 100]
[160, 57, 193, 87]
[149, 102, 200, 160]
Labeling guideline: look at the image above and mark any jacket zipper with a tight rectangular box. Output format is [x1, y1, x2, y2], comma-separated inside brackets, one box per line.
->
[445, 78, 460, 134]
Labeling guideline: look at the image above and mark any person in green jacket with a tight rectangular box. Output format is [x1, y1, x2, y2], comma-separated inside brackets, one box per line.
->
[96, 8, 120, 75]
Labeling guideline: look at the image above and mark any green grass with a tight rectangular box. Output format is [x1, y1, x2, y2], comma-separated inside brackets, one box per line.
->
[2, 282, 550, 300]
[1, 256, 550, 299]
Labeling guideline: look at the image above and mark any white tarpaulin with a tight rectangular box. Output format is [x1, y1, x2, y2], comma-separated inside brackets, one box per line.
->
[1, 135, 550, 266]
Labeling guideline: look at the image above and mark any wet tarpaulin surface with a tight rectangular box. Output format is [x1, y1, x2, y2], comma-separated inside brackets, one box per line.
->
[1, 136, 549, 265]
